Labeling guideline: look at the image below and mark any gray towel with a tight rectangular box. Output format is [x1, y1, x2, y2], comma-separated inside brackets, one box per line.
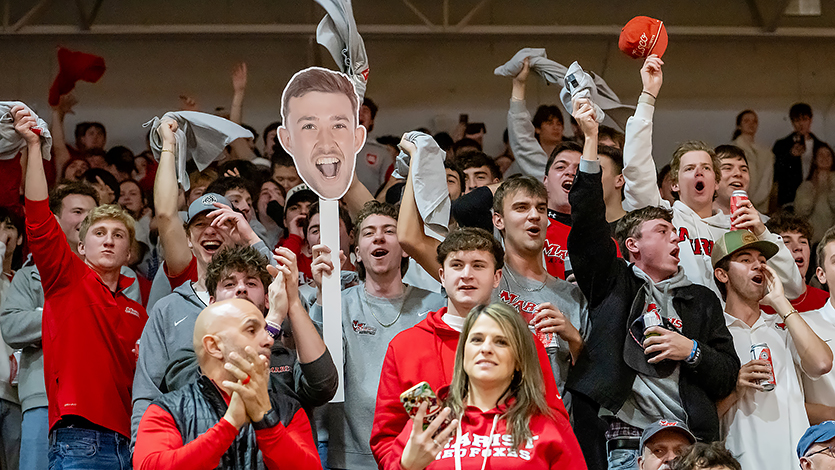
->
[0, 101, 52, 161]
[560, 61, 605, 124]
[392, 131, 450, 242]
[143, 111, 253, 191]
[494, 48, 634, 130]
[315, 0, 370, 100]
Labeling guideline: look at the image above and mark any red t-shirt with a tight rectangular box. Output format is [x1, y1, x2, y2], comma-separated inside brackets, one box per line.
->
[762, 284, 830, 314]
[133, 386, 319, 470]
[165, 255, 198, 289]
[26, 197, 147, 437]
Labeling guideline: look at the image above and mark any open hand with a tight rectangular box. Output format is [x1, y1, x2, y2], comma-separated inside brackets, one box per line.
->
[399, 401, 458, 470]
[232, 62, 248, 93]
[759, 264, 786, 308]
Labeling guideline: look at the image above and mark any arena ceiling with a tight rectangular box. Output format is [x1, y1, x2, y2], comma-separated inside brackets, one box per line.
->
[1, 0, 832, 37]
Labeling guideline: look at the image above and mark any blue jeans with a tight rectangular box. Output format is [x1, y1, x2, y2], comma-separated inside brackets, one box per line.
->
[48, 427, 130, 470]
[608, 448, 639, 470]
[21, 407, 48, 470]
[317, 440, 331, 470]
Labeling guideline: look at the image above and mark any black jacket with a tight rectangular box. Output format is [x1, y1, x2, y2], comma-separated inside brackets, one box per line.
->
[773, 132, 824, 206]
[565, 165, 739, 442]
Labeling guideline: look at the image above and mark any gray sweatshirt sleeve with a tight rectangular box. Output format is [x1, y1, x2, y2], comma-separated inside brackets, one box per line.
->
[0, 268, 43, 349]
[507, 99, 549, 178]
[253, 240, 278, 267]
[130, 310, 170, 443]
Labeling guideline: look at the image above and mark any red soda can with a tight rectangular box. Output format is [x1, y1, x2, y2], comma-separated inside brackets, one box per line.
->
[750, 342, 776, 391]
[729, 190, 748, 230]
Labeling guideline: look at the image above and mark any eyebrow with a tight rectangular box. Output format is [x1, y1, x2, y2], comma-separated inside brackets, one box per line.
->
[242, 318, 260, 329]
[297, 114, 351, 124]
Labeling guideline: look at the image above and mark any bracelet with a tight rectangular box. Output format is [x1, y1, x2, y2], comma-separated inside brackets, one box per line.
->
[638, 91, 656, 106]
[161, 149, 175, 155]
[685, 340, 698, 364]
[781, 308, 798, 322]
[265, 320, 282, 339]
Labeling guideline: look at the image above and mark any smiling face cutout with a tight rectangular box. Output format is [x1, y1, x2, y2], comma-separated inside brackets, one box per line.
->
[279, 67, 366, 200]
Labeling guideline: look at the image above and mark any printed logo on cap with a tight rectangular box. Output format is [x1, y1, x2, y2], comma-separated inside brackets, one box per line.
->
[201, 194, 217, 205]
[742, 232, 756, 244]
[659, 420, 679, 427]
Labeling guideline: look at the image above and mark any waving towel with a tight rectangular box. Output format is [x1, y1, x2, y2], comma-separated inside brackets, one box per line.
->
[143, 111, 252, 191]
[560, 61, 606, 124]
[392, 131, 450, 241]
[494, 48, 634, 130]
[315, 0, 370, 100]
[0, 102, 52, 161]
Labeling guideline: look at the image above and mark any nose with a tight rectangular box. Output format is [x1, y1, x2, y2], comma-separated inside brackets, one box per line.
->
[103, 232, 115, 247]
[566, 164, 578, 178]
[234, 280, 247, 296]
[261, 329, 274, 349]
[662, 449, 678, 464]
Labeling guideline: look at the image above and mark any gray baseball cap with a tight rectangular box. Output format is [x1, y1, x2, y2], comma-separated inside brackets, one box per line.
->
[639, 419, 696, 452]
[186, 193, 231, 225]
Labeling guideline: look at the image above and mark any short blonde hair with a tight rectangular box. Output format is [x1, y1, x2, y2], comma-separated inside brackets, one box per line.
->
[669, 141, 721, 186]
[79, 204, 136, 246]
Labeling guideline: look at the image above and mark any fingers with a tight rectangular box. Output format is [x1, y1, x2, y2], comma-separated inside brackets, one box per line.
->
[411, 401, 428, 434]
[434, 416, 459, 445]
[423, 407, 451, 436]
[224, 361, 249, 381]
[266, 264, 279, 279]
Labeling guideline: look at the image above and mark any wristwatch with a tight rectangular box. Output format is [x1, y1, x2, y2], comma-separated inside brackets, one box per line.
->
[252, 408, 280, 430]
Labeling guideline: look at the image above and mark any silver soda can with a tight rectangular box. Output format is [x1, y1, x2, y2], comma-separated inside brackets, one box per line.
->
[729, 190, 748, 230]
[643, 303, 663, 337]
[750, 342, 776, 391]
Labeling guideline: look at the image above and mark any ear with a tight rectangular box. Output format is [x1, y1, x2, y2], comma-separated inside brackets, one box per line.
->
[354, 124, 368, 153]
[492, 268, 502, 289]
[15, 234, 23, 247]
[77, 241, 86, 257]
[492, 211, 505, 231]
[438, 267, 446, 285]
[614, 174, 625, 190]
[817, 266, 827, 286]
[491, 177, 500, 184]
[624, 237, 640, 258]
[670, 182, 680, 192]
[278, 126, 293, 155]
[714, 267, 730, 285]
[203, 334, 224, 360]
[209, 295, 216, 305]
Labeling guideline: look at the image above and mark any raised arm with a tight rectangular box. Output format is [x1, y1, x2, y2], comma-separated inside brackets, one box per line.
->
[622, 55, 666, 211]
[16, 107, 48, 202]
[343, 171, 374, 219]
[49, 94, 77, 179]
[153, 119, 193, 277]
[507, 57, 549, 177]
[230, 62, 247, 125]
[397, 138, 442, 282]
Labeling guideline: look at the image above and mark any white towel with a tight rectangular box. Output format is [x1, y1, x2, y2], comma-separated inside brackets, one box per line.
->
[0, 101, 52, 161]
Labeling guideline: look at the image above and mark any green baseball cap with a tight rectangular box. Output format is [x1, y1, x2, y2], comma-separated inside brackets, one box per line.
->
[711, 229, 779, 268]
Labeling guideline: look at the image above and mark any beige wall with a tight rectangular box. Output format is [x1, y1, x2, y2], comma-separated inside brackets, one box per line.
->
[3, 33, 835, 166]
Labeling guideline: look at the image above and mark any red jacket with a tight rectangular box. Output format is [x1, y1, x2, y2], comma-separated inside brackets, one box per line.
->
[762, 284, 829, 314]
[370, 307, 575, 470]
[388, 399, 586, 470]
[545, 214, 571, 280]
[26, 197, 148, 437]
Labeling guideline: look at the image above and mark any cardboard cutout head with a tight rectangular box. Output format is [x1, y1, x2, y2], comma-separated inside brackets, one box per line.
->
[279, 67, 367, 200]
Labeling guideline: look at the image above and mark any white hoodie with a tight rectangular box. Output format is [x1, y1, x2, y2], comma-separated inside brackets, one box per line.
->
[621, 102, 803, 300]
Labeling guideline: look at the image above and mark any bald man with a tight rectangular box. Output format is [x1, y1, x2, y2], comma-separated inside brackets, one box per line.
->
[133, 299, 320, 470]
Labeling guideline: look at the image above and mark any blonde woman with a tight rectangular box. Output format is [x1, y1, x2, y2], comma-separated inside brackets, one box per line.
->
[731, 110, 774, 212]
[393, 303, 586, 470]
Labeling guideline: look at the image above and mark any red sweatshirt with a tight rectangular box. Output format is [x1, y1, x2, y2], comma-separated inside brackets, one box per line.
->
[370, 307, 575, 470]
[762, 284, 829, 314]
[26, 197, 148, 437]
[545, 212, 571, 280]
[388, 400, 586, 470]
[133, 397, 319, 470]
[278, 233, 312, 283]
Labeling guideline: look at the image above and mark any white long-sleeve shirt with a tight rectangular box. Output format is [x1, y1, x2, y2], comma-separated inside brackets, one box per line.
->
[621, 102, 804, 300]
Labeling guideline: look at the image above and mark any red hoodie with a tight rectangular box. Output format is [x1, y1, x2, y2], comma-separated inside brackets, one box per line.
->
[387, 398, 586, 470]
[370, 307, 579, 470]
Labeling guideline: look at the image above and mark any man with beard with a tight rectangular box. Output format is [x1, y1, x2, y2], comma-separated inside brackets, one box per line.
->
[620, 55, 802, 300]
[132, 299, 319, 470]
[309, 200, 445, 469]
[131, 244, 336, 444]
[566, 98, 739, 470]
[713, 230, 832, 470]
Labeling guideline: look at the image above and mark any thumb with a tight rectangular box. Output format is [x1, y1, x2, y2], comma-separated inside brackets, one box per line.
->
[266, 265, 279, 279]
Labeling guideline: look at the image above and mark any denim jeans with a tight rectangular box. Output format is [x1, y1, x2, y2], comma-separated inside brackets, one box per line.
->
[48, 427, 131, 470]
[608, 448, 639, 470]
[21, 407, 48, 470]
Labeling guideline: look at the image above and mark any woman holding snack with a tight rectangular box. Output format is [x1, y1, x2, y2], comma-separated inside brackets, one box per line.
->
[390, 302, 586, 470]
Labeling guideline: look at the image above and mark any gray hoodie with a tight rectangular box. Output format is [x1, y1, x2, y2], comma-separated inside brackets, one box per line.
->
[0, 260, 141, 413]
[130, 280, 205, 442]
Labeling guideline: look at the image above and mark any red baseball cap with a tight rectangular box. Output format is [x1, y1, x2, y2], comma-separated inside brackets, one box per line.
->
[619, 16, 668, 59]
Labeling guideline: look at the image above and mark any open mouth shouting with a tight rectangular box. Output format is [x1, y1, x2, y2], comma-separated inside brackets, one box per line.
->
[526, 225, 542, 238]
[370, 248, 389, 260]
[561, 180, 573, 192]
[694, 180, 706, 193]
[670, 246, 680, 262]
[751, 272, 764, 286]
[201, 240, 223, 256]
[728, 180, 744, 190]
[315, 156, 341, 179]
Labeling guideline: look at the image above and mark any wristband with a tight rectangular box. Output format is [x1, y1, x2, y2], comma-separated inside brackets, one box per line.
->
[265, 320, 282, 339]
[638, 90, 656, 106]
[685, 340, 699, 364]
[161, 149, 175, 155]
[781, 307, 798, 322]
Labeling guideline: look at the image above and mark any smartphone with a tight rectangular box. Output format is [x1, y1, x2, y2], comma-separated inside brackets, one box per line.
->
[400, 381, 443, 430]
[459, 113, 469, 124]
[465, 122, 486, 135]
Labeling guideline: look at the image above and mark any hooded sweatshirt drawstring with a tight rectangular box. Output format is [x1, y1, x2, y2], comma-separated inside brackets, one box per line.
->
[454, 414, 498, 470]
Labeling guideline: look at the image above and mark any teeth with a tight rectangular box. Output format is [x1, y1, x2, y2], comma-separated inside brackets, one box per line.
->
[316, 157, 339, 165]
[316, 158, 341, 178]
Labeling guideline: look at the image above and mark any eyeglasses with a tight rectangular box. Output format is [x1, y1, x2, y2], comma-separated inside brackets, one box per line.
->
[804, 444, 835, 459]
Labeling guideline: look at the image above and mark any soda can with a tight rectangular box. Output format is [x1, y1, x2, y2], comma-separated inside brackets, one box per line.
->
[729, 190, 749, 230]
[750, 342, 776, 391]
[643, 303, 663, 337]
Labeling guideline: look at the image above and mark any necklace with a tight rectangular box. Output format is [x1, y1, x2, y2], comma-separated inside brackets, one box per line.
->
[504, 265, 547, 292]
[366, 286, 407, 327]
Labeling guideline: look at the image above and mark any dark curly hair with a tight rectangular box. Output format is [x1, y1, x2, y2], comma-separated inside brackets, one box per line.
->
[205, 245, 272, 300]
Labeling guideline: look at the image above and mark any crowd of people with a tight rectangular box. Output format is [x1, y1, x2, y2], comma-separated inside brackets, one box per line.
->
[1, 45, 835, 470]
